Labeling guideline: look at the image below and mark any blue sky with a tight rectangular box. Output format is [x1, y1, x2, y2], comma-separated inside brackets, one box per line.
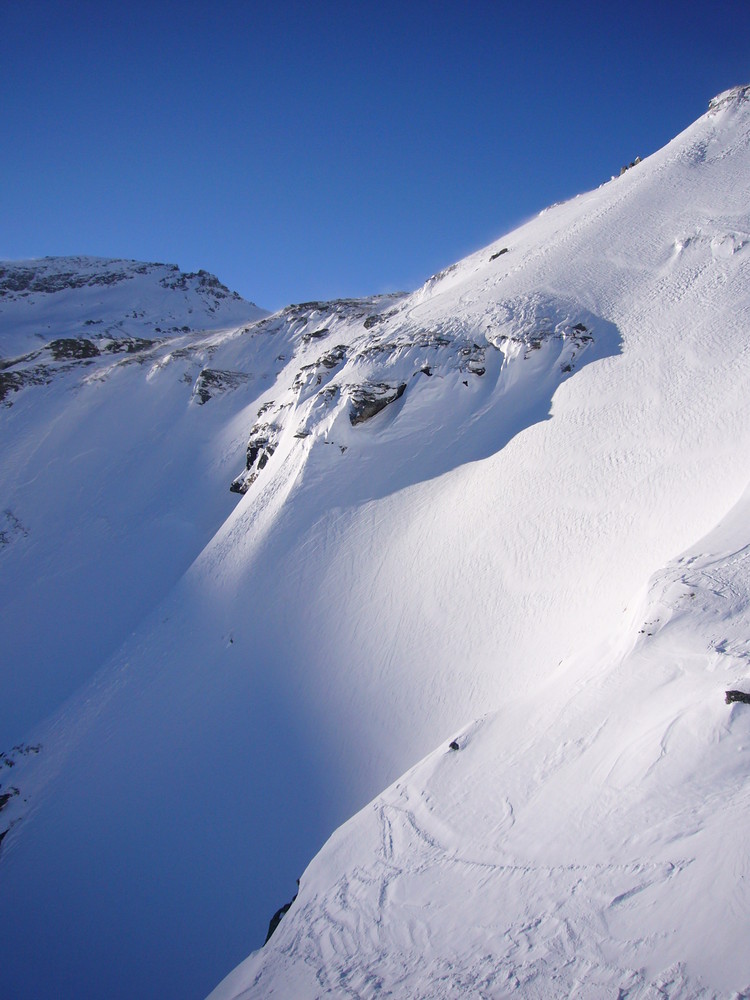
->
[2, 0, 748, 310]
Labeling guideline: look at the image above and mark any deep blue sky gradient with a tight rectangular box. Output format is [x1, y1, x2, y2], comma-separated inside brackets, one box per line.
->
[2, 0, 748, 310]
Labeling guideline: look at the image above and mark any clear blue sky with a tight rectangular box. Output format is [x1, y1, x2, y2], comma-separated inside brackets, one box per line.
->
[2, 0, 748, 310]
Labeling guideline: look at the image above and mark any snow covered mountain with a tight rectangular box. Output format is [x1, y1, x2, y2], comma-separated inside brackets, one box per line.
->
[2, 86, 750, 1000]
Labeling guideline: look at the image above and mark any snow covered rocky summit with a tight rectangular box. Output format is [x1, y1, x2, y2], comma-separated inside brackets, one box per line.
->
[2, 86, 750, 999]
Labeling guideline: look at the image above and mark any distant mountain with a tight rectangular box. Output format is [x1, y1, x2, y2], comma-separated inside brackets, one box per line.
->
[0, 255, 266, 360]
[1, 87, 750, 1000]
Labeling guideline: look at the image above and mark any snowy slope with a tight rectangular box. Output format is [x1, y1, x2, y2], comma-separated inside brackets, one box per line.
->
[2, 87, 750, 1000]
[0, 255, 265, 358]
[0, 258, 266, 740]
[220, 489, 750, 998]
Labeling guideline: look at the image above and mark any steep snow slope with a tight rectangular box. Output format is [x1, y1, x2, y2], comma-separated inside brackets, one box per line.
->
[211, 86, 750, 998]
[220, 485, 750, 998]
[0, 258, 266, 740]
[2, 87, 750, 1000]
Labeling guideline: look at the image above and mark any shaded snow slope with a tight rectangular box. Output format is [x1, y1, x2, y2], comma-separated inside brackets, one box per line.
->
[2, 88, 750, 1000]
[0, 257, 265, 740]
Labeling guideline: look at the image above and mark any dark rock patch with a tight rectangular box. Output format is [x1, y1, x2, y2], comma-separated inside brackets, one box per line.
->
[301, 327, 329, 344]
[102, 337, 155, 355]
[0, 509, 28, 547]
[0, 366, 53, 403]
[49, 338, 100, 361]
[265, 881, 299, 944]
[0, 265, 132, 297]
[245, 424, 278, 470]
[193, 368, 251, 404]
[292, 346, 346, 391]
[726, 690, 750, 705]
[349, 382, 406, 425]
[490, 248, 509, 261]
[230, 422, 280, 492]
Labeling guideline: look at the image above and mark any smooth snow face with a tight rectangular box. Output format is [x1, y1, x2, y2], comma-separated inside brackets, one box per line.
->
[2, 90, 750, 1000]
[226, 484, 750, 998]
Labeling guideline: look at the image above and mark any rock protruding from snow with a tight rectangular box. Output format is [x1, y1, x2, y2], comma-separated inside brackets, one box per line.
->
[708, 84, 750, 113]
[0, 256, 266, 360]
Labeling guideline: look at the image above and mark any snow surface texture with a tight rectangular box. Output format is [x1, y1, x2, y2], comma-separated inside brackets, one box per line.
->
[2, 87, 750, 999]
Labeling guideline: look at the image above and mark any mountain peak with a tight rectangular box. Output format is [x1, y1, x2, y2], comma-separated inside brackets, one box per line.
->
[707, 83, 750, 113]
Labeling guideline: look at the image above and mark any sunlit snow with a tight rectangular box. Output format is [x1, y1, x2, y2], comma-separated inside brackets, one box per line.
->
[2, 89, 750, 1000]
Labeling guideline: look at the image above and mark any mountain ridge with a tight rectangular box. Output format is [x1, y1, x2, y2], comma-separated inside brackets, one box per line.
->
[1, 87, 750, 999]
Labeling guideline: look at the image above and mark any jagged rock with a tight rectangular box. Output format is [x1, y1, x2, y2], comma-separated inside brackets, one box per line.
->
[49, 338, 100, 361]
[192, 369, 251, 405]
[301, 327, 329, 343]
[292, 346, 347, 392]
[102, 337, 154, 355]
[619, 156, 641, 176]
[490, 248, 509, 261]
[349, 382, 406, 425]
[264, 881, 299, 945]
[230, 422, 281, 492]
[0, 265, 131, 296]
[708, 85, 750, 113]
[0, 787, 18, 811]
[0, 367, 53, 403]
[245, 424, 278, 470]
[725, 689, 750, 705]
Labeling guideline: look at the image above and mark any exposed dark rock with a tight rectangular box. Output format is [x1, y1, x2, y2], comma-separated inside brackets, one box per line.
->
[1, 744, 41, 763]
[726, 690, 750, 705]
[49, 338, 100, 361]
[301, 327, 329, 343]
[292, 346, 346, 391]
[193, 369, 251, 404]
[349, 382, 406, 425]
[0, 366, 53, 403]
[0, 265, 132, 297]
[102, 337, 155, 355]
[427, 263, 458, 283]
[362, 309, 399, 329]
[449, 740, 460, 751]
[246, 428, 276, 469]
[0, 788, 18, 811]
[319, 345, 346, 369]
[619, 156, 642, 176]
[229, 422, 281, 492]
[0, 509, 28, 547]
[355, 342, 401, 361]
[265, 881, 299, 944]
[159, 268, 237, 301]
[490, 248, 509, 261]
